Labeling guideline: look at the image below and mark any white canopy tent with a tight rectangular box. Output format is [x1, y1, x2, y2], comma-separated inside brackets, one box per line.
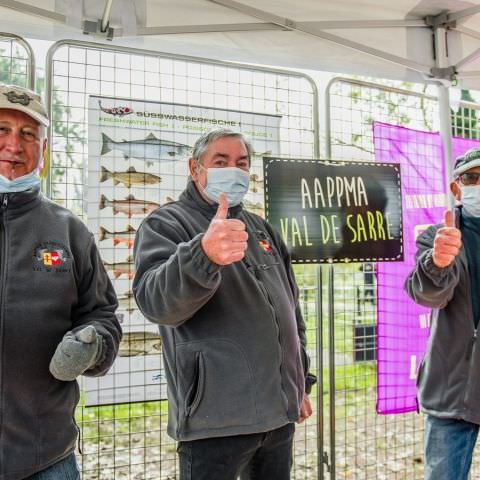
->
[2, 0, 480, 195]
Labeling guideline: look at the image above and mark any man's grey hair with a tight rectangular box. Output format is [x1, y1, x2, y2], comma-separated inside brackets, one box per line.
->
[191, 128, 253, 165]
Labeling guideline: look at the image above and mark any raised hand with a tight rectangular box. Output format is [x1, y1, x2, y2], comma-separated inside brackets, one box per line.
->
[432, 210, 462, 268]
[201, 193, 248, 265]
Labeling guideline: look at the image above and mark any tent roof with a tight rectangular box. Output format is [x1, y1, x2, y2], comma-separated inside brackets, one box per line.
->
[2, 0, 480, 87]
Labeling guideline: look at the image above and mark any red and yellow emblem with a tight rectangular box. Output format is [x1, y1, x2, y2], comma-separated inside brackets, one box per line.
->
[42, 251, 62, 266]
[259, 240, 272, 253]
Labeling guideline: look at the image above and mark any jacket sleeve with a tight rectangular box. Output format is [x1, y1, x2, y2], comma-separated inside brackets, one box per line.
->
[71, 235, 122, 377]
[267, 223, 317, 394]
[133, 209, 223, 327]
[405, 225, 461, 309]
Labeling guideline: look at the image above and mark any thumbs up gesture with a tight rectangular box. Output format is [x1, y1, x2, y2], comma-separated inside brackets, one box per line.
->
[432, 210, 462, 268]
[201, 193, 249, 265]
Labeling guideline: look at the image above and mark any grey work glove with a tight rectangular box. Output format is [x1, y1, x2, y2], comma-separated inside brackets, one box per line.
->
[49, 326, 103, 381]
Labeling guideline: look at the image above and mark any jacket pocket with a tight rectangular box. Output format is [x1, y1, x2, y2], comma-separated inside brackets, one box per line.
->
[176, 339, 258, 433]
[185, 352, 205, 417]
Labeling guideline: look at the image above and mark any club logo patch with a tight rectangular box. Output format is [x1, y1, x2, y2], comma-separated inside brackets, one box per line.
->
[4, 90, 32, 106]
[259, 240, 273, 253]
[33, 242, 71, 273]
[255, 231, 275, 255]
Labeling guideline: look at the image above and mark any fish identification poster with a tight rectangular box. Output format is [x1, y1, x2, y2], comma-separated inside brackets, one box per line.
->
[86, 95, 281, 406]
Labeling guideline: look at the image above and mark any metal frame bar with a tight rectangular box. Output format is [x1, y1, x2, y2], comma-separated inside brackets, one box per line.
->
[0, 32, 35, 90]
[101, 0, 114, 32]
[456, 47, 480, 71]
[447, 4, 480, 23]
[316, 265, 324, 480]
[135, 19, 426, 36]
[453, 25, 480, 42]
[434, 26, 454, 207]
[135, 23, 287, 35]
[207, 0, 432, 76]
[457, 71, 480, 79]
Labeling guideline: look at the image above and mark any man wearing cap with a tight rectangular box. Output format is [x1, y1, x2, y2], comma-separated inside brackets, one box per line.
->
[0, 83, 121, 479]
[406, 148, 480, 480]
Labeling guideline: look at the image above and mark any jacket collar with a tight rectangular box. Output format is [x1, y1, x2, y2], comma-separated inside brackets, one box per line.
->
[0, 186, 42, 211]
[180, 179, 243, 220]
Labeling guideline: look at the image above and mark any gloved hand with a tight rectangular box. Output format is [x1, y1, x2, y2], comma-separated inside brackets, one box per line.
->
[49, 326, 103, 381]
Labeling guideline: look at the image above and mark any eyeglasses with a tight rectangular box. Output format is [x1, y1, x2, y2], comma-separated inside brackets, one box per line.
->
[457, 172, 480, 186]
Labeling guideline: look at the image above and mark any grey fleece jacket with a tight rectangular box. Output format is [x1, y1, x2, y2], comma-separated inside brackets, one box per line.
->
[405, 207, 480, 424]
[133, 180, 315, 441]
[0, 187, 121, 480]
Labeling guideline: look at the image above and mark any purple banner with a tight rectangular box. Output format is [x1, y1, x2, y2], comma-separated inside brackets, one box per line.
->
[374, 122, 480, 414]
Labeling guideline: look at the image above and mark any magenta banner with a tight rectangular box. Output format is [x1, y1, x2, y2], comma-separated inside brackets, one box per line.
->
[374, 122, 480, 414]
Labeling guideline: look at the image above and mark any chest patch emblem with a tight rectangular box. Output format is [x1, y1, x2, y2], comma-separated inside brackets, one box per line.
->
[259, 240, 273, 253]
[33, 242, 72, 273]
[254, 231, 274, 255]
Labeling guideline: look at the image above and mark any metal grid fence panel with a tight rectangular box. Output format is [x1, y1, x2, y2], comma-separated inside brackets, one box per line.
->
[0, 34, 34, 89]
[46, 40, 319, 479]
[325, 78, 440, 479]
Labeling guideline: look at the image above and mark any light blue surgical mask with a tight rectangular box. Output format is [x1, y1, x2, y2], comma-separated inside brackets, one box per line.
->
[461, 185, 480, 217]
[0, 171, 40, 193]
[201, 166, 250, 206]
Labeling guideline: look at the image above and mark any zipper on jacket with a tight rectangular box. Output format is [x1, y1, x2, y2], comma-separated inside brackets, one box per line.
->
[249, 263, 289, 411]
[0, 194, 8, 464]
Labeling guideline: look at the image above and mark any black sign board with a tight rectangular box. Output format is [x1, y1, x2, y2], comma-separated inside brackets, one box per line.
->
[264, 158, 403, 263]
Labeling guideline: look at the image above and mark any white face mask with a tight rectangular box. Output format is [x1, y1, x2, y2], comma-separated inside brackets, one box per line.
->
[0, 170, 40, 193]
[200, 166, 250, 206]
[461, 185, 480, 217]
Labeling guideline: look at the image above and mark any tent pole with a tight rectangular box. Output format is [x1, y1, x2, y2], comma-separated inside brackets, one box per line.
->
[438, 86, 454, 208]
[433, 25, 454, 208]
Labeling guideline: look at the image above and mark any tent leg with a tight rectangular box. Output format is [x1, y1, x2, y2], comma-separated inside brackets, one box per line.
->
[433, 23, 454, 209]
[438, 85, 454, 208]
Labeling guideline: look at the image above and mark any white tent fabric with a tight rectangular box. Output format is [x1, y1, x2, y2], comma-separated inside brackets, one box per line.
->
[1, 0, 480, 88]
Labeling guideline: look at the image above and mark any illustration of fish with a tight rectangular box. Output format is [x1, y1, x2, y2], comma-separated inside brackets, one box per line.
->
[99, 194, 160, 217]
[119, 331, 161, 357]
[103, 255, 134, 279]
[100, 132, 191, 165]
[249, 173, 264, 193]
[98, 100, 133, 117]
[117, 290, 136, 313]
[99, 225, 136, 248]
[100, 166, 161, 188]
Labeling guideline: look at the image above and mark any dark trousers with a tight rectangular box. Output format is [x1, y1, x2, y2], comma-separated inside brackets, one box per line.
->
[177, 423, 295, 480]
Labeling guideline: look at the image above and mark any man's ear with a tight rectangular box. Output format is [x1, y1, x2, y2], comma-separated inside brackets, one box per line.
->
[189, 158, 199, 179]
[451, 180, 461, 202]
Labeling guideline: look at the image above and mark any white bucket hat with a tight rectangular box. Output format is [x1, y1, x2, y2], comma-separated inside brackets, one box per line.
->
[0, 84, 49, 127]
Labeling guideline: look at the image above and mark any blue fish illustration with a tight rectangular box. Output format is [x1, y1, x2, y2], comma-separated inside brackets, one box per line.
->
[101, 133, 191, 165]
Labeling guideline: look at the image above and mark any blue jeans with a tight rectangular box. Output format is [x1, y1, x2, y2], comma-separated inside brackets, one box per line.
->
[25, 453, 80, 480]
[177, 423, 295, 480]
[424, 415, 479, 480]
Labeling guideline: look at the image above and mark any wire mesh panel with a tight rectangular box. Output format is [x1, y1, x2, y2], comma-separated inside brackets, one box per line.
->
[46, 40, 319, 479]
[0, 33, 34, 89]
[325, 78, 440, 479]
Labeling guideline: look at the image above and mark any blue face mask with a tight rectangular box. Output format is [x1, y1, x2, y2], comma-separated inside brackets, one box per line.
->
[0, 171, 40, 193]
[202, 166, 250, 206]
[461, 185, 480, 217]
